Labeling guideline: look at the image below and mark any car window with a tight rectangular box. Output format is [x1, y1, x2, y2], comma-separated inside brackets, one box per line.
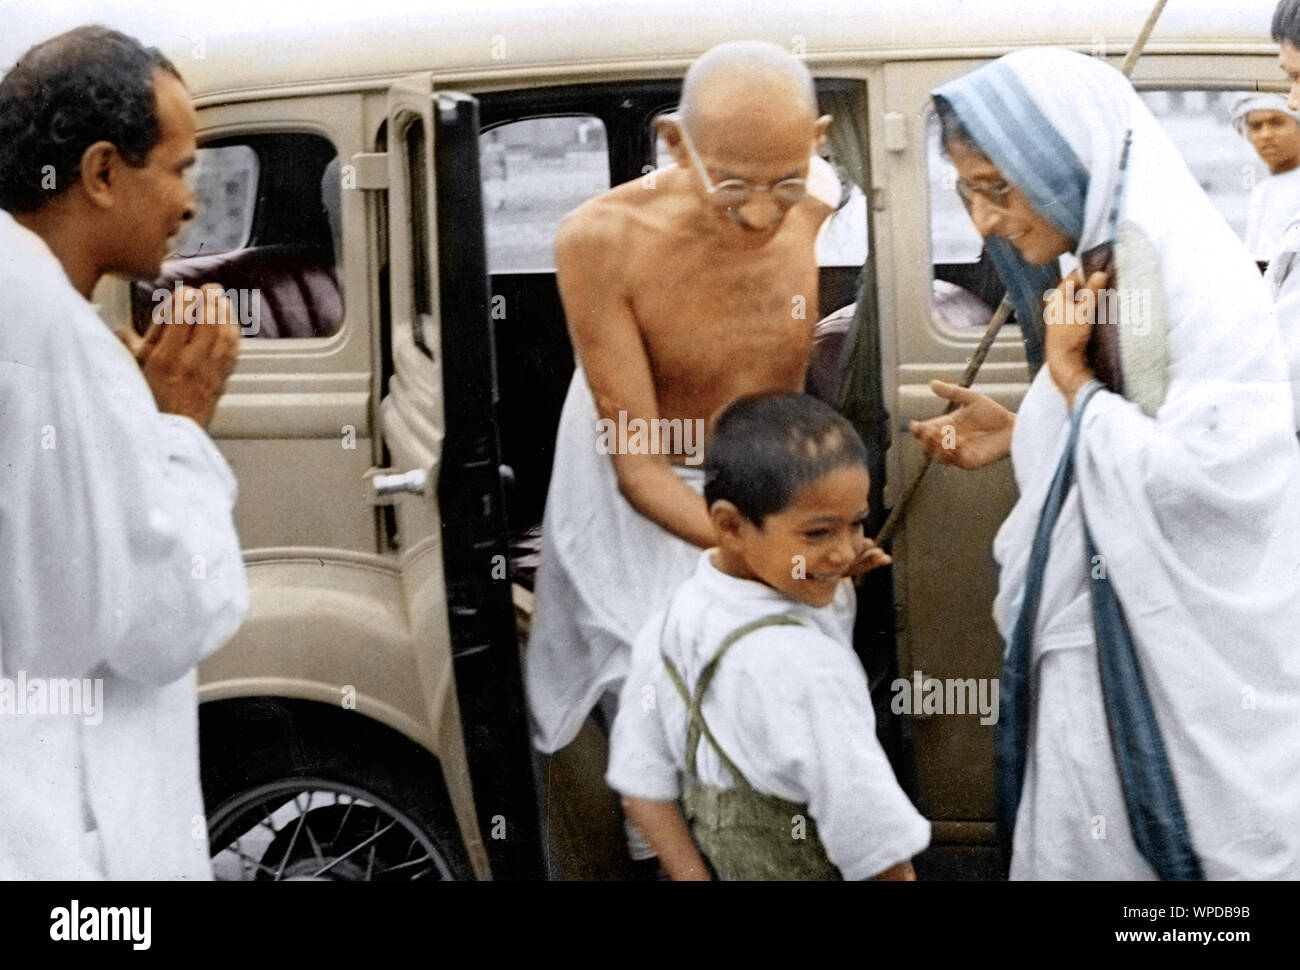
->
[925, 113, 1002, 336]
[927, 114, 982, 268]
[480, 116, 610, 273]
[170, 145, 258, 256]
[133, 132, 343, 340]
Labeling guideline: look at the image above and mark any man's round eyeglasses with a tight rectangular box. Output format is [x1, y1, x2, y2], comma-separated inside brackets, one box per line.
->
[673, 115, 809, 208]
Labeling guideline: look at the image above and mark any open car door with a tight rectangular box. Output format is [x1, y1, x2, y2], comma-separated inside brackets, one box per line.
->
[383, 74, 543, 880]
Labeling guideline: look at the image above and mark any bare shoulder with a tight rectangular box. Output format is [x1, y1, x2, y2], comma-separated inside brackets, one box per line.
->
[557, 171, 683, 269]
[555, 185, 642, 272]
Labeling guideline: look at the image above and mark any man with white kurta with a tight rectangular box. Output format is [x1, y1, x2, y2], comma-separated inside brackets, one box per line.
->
[0, 26, 247, 878]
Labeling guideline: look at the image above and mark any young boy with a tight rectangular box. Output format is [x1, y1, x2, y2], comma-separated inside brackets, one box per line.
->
[605, 393, 930, 880]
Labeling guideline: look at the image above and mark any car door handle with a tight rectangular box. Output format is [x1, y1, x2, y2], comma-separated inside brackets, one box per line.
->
[368, 468, 428, 498]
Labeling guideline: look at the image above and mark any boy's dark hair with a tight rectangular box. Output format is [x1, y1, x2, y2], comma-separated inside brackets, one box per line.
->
[704, 393, 869, 526]
[0, 25, 182, 213]
[1275, 0, 1300, 47]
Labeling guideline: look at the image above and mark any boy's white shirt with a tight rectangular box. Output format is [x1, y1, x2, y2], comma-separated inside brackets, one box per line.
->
[607, 551, 930, 881]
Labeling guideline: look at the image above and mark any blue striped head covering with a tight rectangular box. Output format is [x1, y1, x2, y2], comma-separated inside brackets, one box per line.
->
[934, 54, 1105, 374]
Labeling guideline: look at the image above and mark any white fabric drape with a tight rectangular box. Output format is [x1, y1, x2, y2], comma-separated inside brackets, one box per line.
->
[0, 210, 248, 879]
[525, 368, 704, 753]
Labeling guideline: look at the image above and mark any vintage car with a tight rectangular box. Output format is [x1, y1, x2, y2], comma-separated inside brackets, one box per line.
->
[8, 0, 1286, 879]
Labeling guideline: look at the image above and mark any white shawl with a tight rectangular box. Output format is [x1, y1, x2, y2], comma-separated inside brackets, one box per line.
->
[982, 49, 1300, 878]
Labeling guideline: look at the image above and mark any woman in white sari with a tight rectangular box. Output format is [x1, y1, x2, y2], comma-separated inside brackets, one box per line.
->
[911, 48, 1300, 879]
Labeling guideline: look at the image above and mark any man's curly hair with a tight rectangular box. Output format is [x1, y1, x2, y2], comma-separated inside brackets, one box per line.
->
[0, 25, 182, 213]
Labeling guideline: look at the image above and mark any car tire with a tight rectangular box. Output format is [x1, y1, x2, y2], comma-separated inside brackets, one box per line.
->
[201, 697, 473, 881]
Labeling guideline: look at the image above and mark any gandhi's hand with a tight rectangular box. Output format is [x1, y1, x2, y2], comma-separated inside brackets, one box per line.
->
[909, 380, 1014, 470]
[137, 283, 241, 427]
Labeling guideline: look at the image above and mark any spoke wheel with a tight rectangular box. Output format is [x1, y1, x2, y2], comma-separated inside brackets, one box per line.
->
[209, 779, 456, 881]
[201, 700, 473, 882]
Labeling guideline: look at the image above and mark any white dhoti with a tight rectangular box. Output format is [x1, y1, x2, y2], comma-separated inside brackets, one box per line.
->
[0, 210, 247, 879]
[525, 369, 703, 753]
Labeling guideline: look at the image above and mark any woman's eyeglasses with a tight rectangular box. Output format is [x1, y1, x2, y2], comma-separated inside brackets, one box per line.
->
[955, 177, 1015, 208]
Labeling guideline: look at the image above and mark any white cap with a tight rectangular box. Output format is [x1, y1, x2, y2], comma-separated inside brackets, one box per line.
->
[1230, 93, 1300, 137]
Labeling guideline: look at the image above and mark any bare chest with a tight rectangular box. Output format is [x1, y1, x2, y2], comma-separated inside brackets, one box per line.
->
[629, 230, 821, 413]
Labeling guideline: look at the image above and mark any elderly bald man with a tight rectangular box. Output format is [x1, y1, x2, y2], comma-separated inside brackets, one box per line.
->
[524, 41, 886, 873]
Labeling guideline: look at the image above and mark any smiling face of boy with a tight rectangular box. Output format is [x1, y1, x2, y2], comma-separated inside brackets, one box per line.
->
[711, 463, 871, 608]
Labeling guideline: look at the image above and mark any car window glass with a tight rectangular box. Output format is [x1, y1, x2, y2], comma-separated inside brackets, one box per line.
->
[133, 133, 343, 340]
[927, 114, 983, 267]
[170, 145, 258, 257]
[923, 113, 1002, 336]
[481, 116, 610, 273]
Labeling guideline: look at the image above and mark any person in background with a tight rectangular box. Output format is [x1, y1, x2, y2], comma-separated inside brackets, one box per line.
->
[1262, 0, 1300, 425]
[1231, 93, 1300, 261]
